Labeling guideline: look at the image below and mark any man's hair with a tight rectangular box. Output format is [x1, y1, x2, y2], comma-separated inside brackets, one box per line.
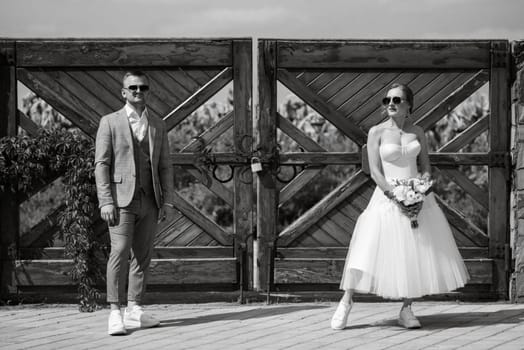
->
[122, 70, 149, 86]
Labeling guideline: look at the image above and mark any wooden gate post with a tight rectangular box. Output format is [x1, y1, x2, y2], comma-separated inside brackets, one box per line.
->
[0, 40, 19, 300]
[489, 40, 511, 299]
[254, 40, 278, 291]
[232, 39, 253, 291]
[512, 40, 524, 302]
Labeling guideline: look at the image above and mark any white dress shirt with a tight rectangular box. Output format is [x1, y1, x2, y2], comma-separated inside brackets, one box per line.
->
[125, 103, 149, 142]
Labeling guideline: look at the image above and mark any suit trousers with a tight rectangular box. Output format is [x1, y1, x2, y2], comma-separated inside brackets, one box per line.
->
[106, 189, 158, 304]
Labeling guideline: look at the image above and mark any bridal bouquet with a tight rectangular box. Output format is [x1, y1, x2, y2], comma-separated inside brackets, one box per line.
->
[385, 177, 434, 228]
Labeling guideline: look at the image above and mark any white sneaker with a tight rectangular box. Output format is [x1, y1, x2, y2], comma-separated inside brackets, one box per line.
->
[108, 310, 127, 335]
[398, 306, 422, 329]
[331, 300, 353, 330]
[124, 305, 160, 328]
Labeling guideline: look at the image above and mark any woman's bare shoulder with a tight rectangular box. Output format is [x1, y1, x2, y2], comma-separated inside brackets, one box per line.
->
[369, 121, 389, 137]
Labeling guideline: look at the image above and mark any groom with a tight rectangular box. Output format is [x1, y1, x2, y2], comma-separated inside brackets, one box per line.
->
[95, 70, 176, 335]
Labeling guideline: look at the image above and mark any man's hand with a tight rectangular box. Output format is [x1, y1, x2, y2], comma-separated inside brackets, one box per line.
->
[158, 203, 177, 222]
[100, 204, 118, 226]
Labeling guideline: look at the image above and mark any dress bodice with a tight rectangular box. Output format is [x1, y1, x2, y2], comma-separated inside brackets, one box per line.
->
[379, 139, 421, 180]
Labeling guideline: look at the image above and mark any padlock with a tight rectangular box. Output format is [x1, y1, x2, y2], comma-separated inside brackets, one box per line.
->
[251, 157, 263, 173]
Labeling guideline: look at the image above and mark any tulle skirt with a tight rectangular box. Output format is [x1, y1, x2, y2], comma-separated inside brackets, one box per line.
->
[339, 187, 470, 299]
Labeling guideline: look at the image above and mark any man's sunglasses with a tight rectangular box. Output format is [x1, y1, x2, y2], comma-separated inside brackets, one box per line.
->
[382, 96, 404, 105]
[124, 85, 150, 92]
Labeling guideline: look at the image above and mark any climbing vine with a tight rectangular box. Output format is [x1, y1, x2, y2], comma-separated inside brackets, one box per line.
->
[0, 128, 103, 311]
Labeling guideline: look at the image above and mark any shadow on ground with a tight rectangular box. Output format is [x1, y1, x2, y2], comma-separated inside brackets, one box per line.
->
[344, 309, 524, 331]
[158, 304, 329, 328]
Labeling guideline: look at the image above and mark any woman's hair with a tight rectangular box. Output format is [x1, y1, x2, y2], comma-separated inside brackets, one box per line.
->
[384, 83, 414, 114]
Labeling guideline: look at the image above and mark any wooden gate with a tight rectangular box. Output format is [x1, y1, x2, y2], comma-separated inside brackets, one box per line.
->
[257, 40, 511, 299]
[0, 38, 252, 298]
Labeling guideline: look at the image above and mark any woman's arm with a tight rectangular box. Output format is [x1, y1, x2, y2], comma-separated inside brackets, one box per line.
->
[367, 126, 394, 192]
[414, 125, 431, 179]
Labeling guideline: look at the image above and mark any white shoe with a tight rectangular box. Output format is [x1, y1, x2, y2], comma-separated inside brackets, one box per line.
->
[108, 310, 127, 335]
[398, 306, 421, 329]
[331, 300, 353, 330]
[124, 305, 160, 328]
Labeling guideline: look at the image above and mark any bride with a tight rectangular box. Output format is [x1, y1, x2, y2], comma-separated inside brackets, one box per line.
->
[331, 83, 470, 330]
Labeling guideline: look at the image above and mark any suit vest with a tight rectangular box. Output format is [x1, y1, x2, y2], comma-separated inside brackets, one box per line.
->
[131, 129, 154, 196]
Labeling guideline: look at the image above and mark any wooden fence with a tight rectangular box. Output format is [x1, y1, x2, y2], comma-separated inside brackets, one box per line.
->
[0, 38, 514, 301]
[257, 40, 511, 299]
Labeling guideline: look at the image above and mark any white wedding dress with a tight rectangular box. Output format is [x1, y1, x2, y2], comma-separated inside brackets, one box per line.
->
[339, 139, 470, 299]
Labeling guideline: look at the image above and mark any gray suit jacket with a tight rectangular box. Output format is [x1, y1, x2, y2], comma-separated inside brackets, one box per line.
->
[94, 107, 175, 209]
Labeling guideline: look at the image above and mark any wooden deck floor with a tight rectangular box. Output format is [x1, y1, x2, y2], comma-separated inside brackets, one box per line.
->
[1, 301, 524, 349]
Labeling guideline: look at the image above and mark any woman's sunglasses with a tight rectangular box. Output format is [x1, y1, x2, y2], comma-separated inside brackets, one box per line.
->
[124, 85, 150, 92]
[382, 96, 404, 105]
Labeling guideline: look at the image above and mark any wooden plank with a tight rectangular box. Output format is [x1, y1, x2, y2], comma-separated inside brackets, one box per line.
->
[277, 40, 491, 69]
[171, 191, 232, 245]
[165, 67, 233, 130]
[16, 39, 233, 67]
[276, 247, 488, 259]
[279, 168, 323, 205]
[53, 70, 114, 122]
[279, 152, 361, 165]
[169, 223, 207, 247]
[318, 72, 363, 102]
[188, 231, 216, 246]
[181, 112, 234, 152]
[0, 40, 18, 298]
[409, 72, 463, 118]
[149, 259, 238, 284]
[279, 171, 371, 246]
[186, 70, 217, 86]
[435, 195, 488, 246]
[429, 153, 490, 166]
[296, 71, 323, 85]
[184, 168, 234, 206]
[278, 113, 326, 152]
[488, 40, 511, 298]
[327, 73, 380, 107]
[15, 258, 237, 285]
[19, 205, 64, 248]
[154, 212, 186, 245]
[415, 70, 489, 130]
[304, 72, 345, 92]
[256, 40, 279, 291]
[165, 69, 202, 93]
[146, 71, 185, 106]
[152, 247, 233, 258]
[316, 216, 350, 246]
[338, 201, 363, 222]
[233, 39, 253, 289]
[67, 70, 122, 112]
[327, 209, 355, 245]
[287, 227, 324, 247]
[17, 110, 40, 136]
[277, 114, 326, 205]
[278, 69, 367, 146]
[439, 116, 489, 152]
[82, 70, 127, 113]
[437, 168, 489, 210]
[274, 258, 492, 284]
[16, 68, 98, 137]
[163, 217, 198, 246]
[19, 247, 233, 259]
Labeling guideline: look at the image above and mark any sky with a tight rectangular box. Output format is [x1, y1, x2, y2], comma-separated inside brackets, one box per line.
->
[2, 0, 522, 107]
[0, 0, 523, 40]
